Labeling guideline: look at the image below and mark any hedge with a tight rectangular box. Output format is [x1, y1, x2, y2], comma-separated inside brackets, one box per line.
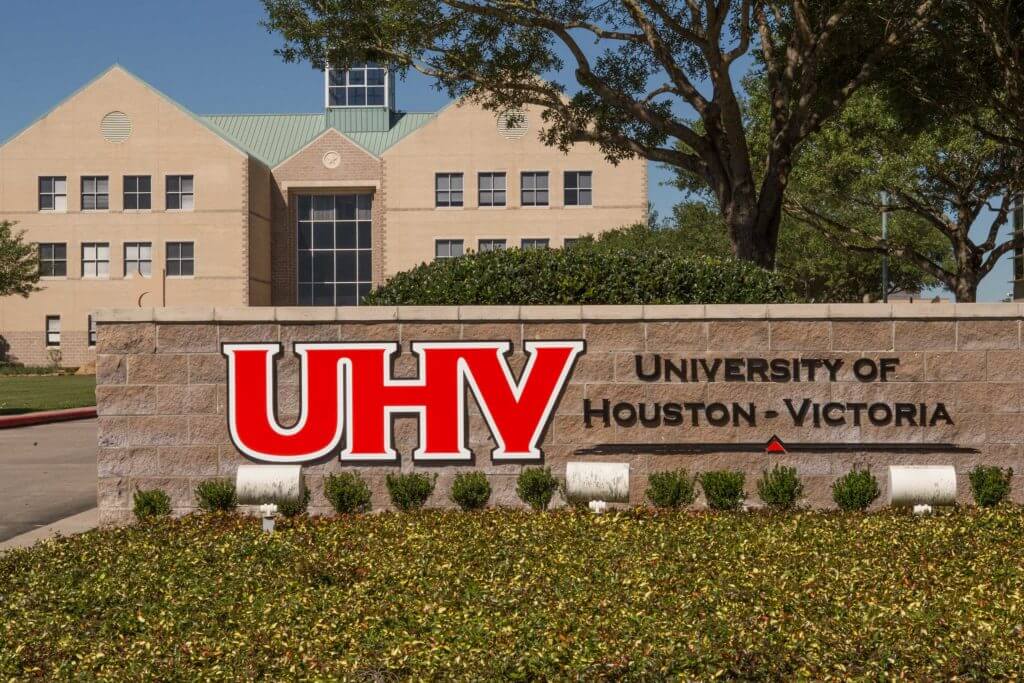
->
[364, 231, 794, 305]
[3, 509, 1024, 679]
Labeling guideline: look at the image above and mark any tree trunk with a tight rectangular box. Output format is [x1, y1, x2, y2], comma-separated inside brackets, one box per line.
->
[952, 276, 978, 303]
[724, 193, 784, 270]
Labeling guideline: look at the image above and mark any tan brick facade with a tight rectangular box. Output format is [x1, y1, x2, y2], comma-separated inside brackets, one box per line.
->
[0, 66, 645, 366]
[95, 303, 1024, 524]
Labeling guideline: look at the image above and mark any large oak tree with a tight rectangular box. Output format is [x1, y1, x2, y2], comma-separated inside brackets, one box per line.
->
[262, 0, 935, 269]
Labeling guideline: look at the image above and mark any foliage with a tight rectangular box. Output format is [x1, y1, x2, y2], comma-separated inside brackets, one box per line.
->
[516, 467, 559, 511]
[194, 480, 237, 513]
[698, 470, 747, 511]
[0, 364, 78, 376]
[652, 206, 940, 302]
[132, 489, 171, 521]
[263, 0, 938, 268]
[6, 509, 1024, 679]
[832, 468, 881, 512]
[324, 473, 372, 514]
[645, 469, 696, 509]
[756, 465, 804, 511]
[969, 466, 1013, 508]
[0, 221, 40, 298]
[276, 487, 311, 518]
[0, 375, 95, 416]
[364, 233, 794, 305]
[386, 473, 437, 512]
[450, 472, 491, 511]
[767, 82, 1021, 302]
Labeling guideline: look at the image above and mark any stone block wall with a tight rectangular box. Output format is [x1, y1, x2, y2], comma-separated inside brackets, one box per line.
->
[95, 303, 1024, 524]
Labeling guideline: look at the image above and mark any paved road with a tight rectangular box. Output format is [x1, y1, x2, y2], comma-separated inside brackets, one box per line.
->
[0, 419, 97, 542]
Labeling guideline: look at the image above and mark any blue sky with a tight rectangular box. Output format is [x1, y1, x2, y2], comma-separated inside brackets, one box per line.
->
[0, 0, 1013, 301]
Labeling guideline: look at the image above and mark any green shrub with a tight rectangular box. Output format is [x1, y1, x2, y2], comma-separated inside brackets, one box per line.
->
[832, 468, 880, 511]
[195, 479, 237, 512]
[132, 488, 171, 520]
[757, 465, 804, 511]
[324, 472, 372, 514]
[364, 228, 793, 305]
[969, 466, 1013, 508]
[699, 470, 747, 511]
[450, 472, 491, 511]
[386, 472, 437, 512]
[516, 467, 560, 511]
[277, 487, 311, 518]
[646, 469, 697, 509]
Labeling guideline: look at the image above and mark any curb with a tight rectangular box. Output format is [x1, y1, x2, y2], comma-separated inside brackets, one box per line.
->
[0, 508, 99, 552]
[0, 406, 97, 429]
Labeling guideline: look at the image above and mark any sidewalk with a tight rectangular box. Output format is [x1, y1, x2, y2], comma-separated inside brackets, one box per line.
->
[0, 508, 98, 552]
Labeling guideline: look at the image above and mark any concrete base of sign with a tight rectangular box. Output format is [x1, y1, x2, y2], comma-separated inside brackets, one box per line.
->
[889, 466, 957, 507]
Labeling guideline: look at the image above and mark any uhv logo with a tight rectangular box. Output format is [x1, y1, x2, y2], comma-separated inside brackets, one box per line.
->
[223, 341, 584, 463]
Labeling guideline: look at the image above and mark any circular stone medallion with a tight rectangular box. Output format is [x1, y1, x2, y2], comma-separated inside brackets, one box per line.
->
[322, 151, 342, 169]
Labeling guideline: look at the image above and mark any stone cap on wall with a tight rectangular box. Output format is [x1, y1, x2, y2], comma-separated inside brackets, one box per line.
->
[94, 303, 1024, 323]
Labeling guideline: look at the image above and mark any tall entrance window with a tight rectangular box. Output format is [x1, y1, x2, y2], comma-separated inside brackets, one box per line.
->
[296, 193, 373, 306]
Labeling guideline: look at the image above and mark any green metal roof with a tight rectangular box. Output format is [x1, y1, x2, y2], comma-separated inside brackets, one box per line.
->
[201, 110, 436, 166]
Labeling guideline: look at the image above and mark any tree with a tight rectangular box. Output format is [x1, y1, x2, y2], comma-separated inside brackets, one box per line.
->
[0, 222, 40, 298]
[654, 203, 944, 302]
[262, 0, 936, 268]
[778, 88, 1023, 302]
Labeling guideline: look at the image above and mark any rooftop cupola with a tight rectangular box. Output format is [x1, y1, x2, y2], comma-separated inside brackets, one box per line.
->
[325, 63, 394, 110]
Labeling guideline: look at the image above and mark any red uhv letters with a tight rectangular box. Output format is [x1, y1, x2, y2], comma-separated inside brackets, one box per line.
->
[223, 341, 584, 463]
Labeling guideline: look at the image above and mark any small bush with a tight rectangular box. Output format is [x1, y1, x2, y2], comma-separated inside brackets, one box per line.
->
[364, 229, 794, 306]
[699, 470, 747, 511]
[969, 466, 1013, 507]
[757, 465, 804, 511]
[450, 472, 491, 511]
[517, 467, 560, 511]
[324, 473, 372, 514]
[133, 488, 171, 520]
[646, 470, 696, 509]
[386, 472, 437, 512]
[832, 468, 880, 511]
[277, 487, 311, 518]
[195, 479, 237, 512]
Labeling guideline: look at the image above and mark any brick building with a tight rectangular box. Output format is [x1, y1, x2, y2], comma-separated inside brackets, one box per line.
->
[0, 65, 646, 365]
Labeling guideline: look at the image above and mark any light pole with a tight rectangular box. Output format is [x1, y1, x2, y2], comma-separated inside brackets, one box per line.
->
[880, 191, 890, 303]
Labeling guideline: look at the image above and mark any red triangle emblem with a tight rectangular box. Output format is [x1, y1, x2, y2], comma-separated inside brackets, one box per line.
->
[765, 435, 787, 454]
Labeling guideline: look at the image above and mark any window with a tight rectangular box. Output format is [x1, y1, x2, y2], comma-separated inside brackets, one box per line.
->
[478, 172, 506, 207]
[88, 315, 97, 347]
[81, 243, 110, 278]
[521, 238, 550, 250]
[327, 64, 387, 107]
[39, 177, 67, 211]
[296, 194, 373, 306]
[166, 242, 195, 277]
[124, 175, 152, 210]
[435, 173, 464, 207]
[478, 239, 506, 253]
[45, 316, 60, 347]
[81, 176, 109, 210]
[166, 175, 194, 210]
[124, 242, 152, 277]
[564, 171, 593, 206]
[564, 238, 581, 249]
[435, 239, 464, 260]
[38, 243, 67, 277]
[521, 172, 549, 206]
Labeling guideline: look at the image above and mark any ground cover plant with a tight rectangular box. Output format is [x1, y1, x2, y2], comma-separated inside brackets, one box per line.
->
[3, 509, 1024, 679]
[0, 374, 95, 415]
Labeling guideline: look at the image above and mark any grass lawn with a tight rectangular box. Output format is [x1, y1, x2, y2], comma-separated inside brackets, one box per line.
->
[0, 374, 95, 415]
[2, 508, 1023, 680]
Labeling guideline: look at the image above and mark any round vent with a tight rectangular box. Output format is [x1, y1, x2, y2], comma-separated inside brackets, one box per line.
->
[497, 109, 528, 140]
[100, 111, 132, 143]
